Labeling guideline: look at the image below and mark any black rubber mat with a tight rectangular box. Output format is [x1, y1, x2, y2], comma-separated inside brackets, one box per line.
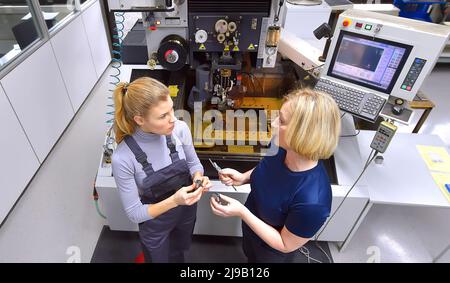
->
[91, 226, 333, 263]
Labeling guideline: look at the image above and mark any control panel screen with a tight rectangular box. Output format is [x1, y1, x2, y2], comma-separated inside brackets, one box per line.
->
[327, 31, 413, 94]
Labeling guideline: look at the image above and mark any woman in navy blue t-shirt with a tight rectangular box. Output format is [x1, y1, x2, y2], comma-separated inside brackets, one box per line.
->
[210, 89, 341, 262]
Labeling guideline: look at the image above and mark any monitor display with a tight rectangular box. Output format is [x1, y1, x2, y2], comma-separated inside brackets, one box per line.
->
[327, 31, 413, 94]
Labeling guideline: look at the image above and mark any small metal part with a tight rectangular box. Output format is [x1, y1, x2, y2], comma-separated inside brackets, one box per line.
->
[195, 29, 208, 43]
[375, 155, 384, 165]
[220, 69, 232, 78]
[190, 179, 203, 192]
[266, 26, 281, 48]
[213, 193, 229, 206]
[208, 159, 237, 191]
[217, 33, 226, 43]
[228, 21, 237, 33]
[147, 58, 157, 70]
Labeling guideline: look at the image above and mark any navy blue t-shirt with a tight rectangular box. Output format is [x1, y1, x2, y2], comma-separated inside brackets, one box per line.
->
[245, 147, 332, 239]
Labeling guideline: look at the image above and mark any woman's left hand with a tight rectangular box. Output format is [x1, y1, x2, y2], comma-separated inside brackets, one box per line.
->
[210, 194, 244, 218]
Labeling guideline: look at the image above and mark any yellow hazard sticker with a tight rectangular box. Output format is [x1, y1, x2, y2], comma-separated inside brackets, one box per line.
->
[168, 85, 179, 97]
[233, 45, 239, 51]
[248, 44, 255, 50]
[224, 45, 230, 52]
[199, 44, 206, 50]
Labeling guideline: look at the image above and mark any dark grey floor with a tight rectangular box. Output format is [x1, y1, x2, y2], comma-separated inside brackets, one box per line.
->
[91, 226, 333, 263]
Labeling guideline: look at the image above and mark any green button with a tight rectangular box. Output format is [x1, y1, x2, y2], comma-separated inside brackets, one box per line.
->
[365, 24, 372, 30]
[401, 85, 407, 89]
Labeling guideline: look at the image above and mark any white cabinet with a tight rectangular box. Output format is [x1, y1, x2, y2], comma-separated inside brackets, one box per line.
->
[0, 42, 74, 163]
[0, 85, 40, 224]
[51, 16, 98, 112]
[82, 0, 111, 78]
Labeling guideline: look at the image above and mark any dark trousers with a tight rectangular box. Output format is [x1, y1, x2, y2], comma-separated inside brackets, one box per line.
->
[242, 223, 297, 263]
[139, 204, 197, 263]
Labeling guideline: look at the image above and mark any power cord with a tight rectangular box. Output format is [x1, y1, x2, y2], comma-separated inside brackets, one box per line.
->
[305, 64, 325, 72]
[300, 148, 379, 262]
[274, 0, 285, 23]
[339, 113, 360, 137]
[341, 129, 360, 138]
[299, 246, 323, 263]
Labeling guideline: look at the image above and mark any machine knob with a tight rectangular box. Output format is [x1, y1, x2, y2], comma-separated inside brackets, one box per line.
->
[195, 30, 208, 44]
[164, 49, 179, 63]
[228, 21, 237, 33]
[215, 19, 228, 34]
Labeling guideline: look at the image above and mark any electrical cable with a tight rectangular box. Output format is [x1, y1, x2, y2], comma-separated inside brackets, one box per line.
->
[300, 148, 379, 262]
[315, 149, 378, 242]
[299, 246, 323, 263]
[274, 0, 285, 23]
[341, 129, 360, 138]
[305, 64, 324, 72]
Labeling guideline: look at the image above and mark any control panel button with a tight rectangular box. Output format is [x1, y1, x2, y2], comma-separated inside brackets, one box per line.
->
[365, 24, 372, 30]
[343, 19, 351, 27]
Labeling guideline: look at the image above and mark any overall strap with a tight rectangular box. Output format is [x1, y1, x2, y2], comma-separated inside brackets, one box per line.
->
[124, 136, 154, 173]
[165, 135, 180, 162]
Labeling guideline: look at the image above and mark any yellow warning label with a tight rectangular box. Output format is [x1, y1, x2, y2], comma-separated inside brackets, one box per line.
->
[233, 45, 239, 51]
[199, 44, 206, 50]
[168, 85, 179, 97]
[228, 145, 254, 154]
[248, 44, 255, 50]
[224, 45, 230, 52]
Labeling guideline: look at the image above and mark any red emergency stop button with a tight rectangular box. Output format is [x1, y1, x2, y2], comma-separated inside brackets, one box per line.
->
[343, 19, 351, 27]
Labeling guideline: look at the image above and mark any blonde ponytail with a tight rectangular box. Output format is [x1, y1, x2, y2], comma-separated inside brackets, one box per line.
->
[113, 77, 170, 144]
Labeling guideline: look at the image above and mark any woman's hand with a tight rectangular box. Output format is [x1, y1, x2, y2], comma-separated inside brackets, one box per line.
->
[218, 168, 246, 186]
[210, 194, 245, 218]
[173, 184, 204, 206]
[193, 175, 212, 192]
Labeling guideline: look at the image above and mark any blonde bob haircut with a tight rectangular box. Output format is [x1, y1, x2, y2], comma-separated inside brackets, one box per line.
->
[283, 88, 341, 161]
[114, 77, 169, 144]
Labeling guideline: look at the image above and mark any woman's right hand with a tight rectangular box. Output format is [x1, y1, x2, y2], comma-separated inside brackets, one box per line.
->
[218, 168, 246, 186]
[172, 184, 204, 206]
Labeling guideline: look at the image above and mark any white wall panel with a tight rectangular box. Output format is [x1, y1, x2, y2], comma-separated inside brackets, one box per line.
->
[0, 85, 40, 224]
[1, 42, 74, 162]
[82, 0, 111, 78]
[51, 16, 97, 111]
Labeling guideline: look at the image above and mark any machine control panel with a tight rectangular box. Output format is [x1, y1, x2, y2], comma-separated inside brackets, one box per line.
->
[401, 58, 427, 92]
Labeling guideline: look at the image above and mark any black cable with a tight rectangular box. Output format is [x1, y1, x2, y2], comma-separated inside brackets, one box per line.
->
[314, 149, 378, 244]
[341, 129, 360, 138]
[339, 113, 360, 137]
[275, 0, 285, 23]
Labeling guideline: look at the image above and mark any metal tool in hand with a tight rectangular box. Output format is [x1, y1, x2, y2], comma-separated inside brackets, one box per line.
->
[209, 159, 237, 191]
[213, 193, 229, 206]
[189, 179, 203, 193]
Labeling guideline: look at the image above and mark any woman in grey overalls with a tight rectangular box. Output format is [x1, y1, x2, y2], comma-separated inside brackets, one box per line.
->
[111, 77, 211, 263]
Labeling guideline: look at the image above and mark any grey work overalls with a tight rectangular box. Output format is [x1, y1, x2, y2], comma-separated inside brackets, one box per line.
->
[124, 135, 197, 263]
